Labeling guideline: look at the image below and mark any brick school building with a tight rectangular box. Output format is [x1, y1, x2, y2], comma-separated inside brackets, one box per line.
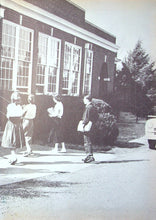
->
[0, 0, 118, 144]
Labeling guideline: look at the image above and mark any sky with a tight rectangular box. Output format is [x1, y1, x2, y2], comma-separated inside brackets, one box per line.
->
[71, 0, 156, 69]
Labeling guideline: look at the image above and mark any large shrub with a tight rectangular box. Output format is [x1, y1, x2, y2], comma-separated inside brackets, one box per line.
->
[91, 99, 119, 145]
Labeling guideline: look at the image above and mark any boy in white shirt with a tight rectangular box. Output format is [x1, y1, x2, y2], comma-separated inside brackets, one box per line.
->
[23, 94, 37, 156]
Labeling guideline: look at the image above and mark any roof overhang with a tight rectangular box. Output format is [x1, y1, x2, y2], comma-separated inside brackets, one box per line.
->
[1, 0, 119, 53]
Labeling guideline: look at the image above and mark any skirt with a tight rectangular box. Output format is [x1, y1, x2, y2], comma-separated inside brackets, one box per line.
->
[1, 119, 25, 149]
[50, 117, 64, 144]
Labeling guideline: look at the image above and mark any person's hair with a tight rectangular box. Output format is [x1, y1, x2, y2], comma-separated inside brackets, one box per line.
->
[11, 91, 21, 103]
[28, 94, 35, 104]
[53, 94, 62, 102]
[84, 94, 92, 102]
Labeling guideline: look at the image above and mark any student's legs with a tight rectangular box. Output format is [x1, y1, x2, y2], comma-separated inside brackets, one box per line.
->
[83, 134, 95, 163]
[23, 136, 32, 156]
[84, 134, 93, 156]
[52, 142, 59, 153]
[23, 119, 33, 155]
[52, 118, 66, 153]
[60, 142, 66, 152]
[9, 149, 17, 165]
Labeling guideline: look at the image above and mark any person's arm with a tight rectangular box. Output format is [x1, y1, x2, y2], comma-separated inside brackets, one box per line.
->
[83, 106, 91, 125]
[33, 105, 37, 118]
[47, 107, 54, 117]
[6, 104, 11, 119]
[51, 103, 63, 118]
[24, 104, 37, 119]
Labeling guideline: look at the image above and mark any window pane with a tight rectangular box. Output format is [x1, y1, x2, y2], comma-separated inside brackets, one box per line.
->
[47, 39, 60, 94]
[71, 71, 79, 94]
[83, 50, 93, 94]
[71, 47, 81, 95]
[62, 43, 81, 96]
[36, 34, 48, 93]
[62, 44, 72, 93]
[0, 20, 33, 92]
[16, 27, 33, 91]
[17, 60, 29, 87]
[0, 58, 13, 90]
[37, 65, 46, 85]
[38, 34, 48, 65]
[36, 33, 61, 94]
[48, 67, 57, 93]
[0, 22, 16, 90]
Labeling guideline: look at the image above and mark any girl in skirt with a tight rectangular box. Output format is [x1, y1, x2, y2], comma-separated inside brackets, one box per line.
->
[47, 94, 66, 153]
[1, 91, 25, 165]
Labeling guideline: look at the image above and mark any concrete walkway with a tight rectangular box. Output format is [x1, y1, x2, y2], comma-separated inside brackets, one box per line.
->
[0, 148, 116, 186]
[0, 115, 146, 186]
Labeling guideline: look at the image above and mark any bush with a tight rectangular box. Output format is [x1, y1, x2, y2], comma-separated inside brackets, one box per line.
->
[91, 99, 119, 145]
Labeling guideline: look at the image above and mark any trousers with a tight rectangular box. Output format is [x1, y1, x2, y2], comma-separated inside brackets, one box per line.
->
[84, 134, 93, 156]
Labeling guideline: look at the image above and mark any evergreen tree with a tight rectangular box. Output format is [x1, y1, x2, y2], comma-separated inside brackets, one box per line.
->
[113, 40, 155, 117]
[124, 40, 155, 90]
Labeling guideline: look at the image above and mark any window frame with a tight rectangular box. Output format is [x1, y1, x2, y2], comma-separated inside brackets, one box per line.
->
[62, 42, 82, 96]
[36, 32, 61, 95]
[83, 48, 93, 95]
[0, 19, 34, 93]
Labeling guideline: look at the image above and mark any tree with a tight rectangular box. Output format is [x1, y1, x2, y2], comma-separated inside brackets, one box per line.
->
[113, 40, 155, 118]
[124, 40, 155, 90]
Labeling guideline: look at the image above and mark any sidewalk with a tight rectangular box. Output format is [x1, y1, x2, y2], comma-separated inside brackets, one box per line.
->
[0, 113, 146, 186]
[0, 147, 116, 186]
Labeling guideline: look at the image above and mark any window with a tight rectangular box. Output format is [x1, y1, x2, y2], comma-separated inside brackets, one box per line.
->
[36, 33, 61, 95]
[83, 48, 93, 94]
[17, 27, 33, 92]
[0, 20, 33, 93]
[62, 42, 82, 96]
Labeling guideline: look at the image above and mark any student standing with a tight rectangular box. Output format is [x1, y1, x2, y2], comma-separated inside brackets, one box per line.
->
[1, 91, 25, 165]
[47, 94, 66, 153]
[23, 94, 37, 157]
[82, 94, 97, 163]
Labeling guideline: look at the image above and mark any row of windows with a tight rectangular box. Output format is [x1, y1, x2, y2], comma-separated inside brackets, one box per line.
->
[0, 20, 93, 95]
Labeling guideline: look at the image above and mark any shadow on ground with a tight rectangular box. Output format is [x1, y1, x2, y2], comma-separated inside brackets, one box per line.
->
[95, 159, 149, 164]
[114, 141, 144, 148]
[0, 178, 81, 198]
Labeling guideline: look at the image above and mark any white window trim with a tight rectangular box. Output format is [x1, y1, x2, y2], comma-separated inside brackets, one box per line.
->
[83, 48, 93, 94]
[62, 42, 82, 96]
[12, 24, 19, 91]
[36, 32, 48, 91]
[45, 36, 61, 95]
[1, 0, 119, 53]
[36, 33, 61, 95]
[16, 25, 34, 93]
[1, 19, 34, 93]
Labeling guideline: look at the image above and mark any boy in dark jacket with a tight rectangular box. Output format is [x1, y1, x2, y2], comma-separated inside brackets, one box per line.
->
[82, 94, 97, 163]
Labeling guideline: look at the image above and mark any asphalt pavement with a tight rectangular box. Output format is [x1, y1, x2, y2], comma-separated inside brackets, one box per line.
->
[0, 135, 149, 187]
[0, 146, 117, 186]
[1, 116, 156, 220]
[1, 135, 154, 220]
[0, 115, 147, 186]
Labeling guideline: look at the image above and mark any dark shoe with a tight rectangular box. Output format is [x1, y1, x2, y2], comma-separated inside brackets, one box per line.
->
[82, 155, 90, 162]
[9, 158, 17, 165]
[84, 156, 95, 163]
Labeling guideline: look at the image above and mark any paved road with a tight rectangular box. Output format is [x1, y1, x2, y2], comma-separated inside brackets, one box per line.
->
[0, 136, 156, 220]
[0, 147, 116, 186]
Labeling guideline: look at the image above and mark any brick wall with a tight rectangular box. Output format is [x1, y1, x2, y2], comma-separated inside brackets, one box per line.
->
[24, 0, 85, 27]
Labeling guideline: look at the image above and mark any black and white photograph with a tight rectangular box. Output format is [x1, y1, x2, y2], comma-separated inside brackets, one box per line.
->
[0, 0, 156, 219]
